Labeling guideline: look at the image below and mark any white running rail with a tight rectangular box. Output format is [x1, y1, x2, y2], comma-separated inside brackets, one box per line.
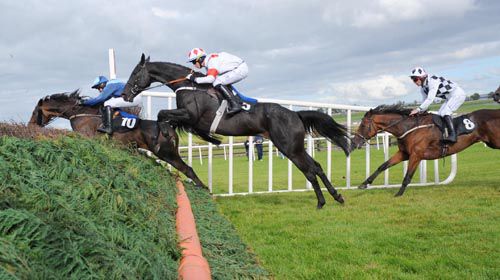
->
[108, 49, 458, 196]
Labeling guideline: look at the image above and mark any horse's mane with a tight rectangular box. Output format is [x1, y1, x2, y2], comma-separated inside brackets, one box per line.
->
[43, 89, 82, 102]
[153, 61, 192, 75]
[370, 104, 412, 116]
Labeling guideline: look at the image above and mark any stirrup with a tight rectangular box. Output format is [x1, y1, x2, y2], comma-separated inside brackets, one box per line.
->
[226, 107, 242, 116]
[97, 126, 113, 135]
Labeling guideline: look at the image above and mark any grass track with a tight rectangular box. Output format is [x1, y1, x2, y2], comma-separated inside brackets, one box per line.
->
[215, 144, 500, 279]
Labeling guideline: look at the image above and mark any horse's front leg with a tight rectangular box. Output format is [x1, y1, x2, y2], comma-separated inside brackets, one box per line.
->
[157, 109, 192, 137]
[395, 156, 421, 197]
[359, 150, 408, 189]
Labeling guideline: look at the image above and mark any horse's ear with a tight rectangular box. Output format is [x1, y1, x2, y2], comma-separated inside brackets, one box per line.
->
[146, 56, 150, 62]
[140, 53, 146, 64]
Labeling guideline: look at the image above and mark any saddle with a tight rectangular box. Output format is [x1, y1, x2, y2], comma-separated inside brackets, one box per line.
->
[431, 114, 476, 139]
[111, 110, 140, 132]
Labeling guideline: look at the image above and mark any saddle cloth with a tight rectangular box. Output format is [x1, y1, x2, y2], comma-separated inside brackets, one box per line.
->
[431, 114, 476, 139]
[112, 110, 140, 132]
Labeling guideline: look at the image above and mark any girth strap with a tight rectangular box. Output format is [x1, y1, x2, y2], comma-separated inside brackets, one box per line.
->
[68, 114, 101, 120]
[209, 100, 228, 135]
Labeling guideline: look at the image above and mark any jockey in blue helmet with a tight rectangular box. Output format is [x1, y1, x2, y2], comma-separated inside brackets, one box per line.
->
[81, 75, 142, 135]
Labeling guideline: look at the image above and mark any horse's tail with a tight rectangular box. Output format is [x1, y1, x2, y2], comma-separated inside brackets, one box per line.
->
[297, 110, 350, 156]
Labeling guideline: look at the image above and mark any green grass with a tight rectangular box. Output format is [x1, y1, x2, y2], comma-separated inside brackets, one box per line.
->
[0, 135, 180, 279]
[184, 184, 269, 279]
[0, 129, 269, 280]
[215, 144, 500, 279]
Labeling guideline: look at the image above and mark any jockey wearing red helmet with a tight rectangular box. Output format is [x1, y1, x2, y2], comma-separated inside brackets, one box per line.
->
[186, 48, 248, 116]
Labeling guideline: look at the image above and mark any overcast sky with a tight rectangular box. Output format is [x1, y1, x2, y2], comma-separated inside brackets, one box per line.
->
[1, 0, 499, 126]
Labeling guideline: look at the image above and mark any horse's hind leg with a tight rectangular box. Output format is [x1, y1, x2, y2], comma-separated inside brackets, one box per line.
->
[359, 151, 408, 189]
[395, 156, 421, 197]
[287, 151, 334, 209]
[313, 160, 345, 204]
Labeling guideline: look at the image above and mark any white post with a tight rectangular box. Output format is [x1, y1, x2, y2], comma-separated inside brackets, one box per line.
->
[248, 136, 254, 193]
[327, 108, 332, 181]
[168, 97, 173, 110]
[198, 147, 203, 165]
[288, 105, 293, 191]
[208, 143, 213, 193]
[434, 159, 440, 183]
[384, 133, 390, 186]
[420, 160, 427, 183]
[188, 133, 193, 167]
[108, 48, 117, 79]
[365, 140, 370, 179]
[268, 140, 273, 192]
[146, 96, 152, 120]
[346, 109, 352, 188]
[229, 137, 234, 194]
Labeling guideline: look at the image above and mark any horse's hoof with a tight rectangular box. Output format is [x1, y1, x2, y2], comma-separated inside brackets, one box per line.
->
[358, 184, 368, 189]
[195, 184, 209, 191]
[335, 194, 345, 204]
[394, 192, 404, 197]
[316, 202, 325, 209]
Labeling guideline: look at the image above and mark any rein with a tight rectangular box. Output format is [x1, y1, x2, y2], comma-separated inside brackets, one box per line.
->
[142, 77, 187, 91]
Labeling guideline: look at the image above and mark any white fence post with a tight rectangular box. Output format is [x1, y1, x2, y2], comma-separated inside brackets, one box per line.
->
[268, 140, 273, 192]
[346, 109, 352, 188]
[108, 48, 117, 79]
[228, 136, 234, 194]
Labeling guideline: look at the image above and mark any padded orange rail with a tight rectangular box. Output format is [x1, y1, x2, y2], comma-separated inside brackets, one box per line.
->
[176, 180, 211, 280]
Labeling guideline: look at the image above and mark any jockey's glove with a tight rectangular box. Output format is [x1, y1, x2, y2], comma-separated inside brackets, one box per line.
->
[186, 73, 197, 83]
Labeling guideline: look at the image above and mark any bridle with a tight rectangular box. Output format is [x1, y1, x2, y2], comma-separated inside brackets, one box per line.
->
[354, 114, 412, 145]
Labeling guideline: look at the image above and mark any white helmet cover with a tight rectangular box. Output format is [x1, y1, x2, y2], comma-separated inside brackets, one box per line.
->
[410, 67, 427, 77]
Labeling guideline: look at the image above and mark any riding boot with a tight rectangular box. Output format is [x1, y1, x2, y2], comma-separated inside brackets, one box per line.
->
[215, 84, 241, 116]
[443, 115, 456, 143]
[97, 106, 113, 135]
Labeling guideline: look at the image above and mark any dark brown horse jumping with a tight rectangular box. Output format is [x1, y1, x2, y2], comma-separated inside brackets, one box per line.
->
[351, 105, 500, 196]
[28, 90, 206, 188]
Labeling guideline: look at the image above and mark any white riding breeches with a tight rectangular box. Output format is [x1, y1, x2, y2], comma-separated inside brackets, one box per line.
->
[213, 62, 249, 87]
[438, 87, 466, 116]
[104, 94, 143, 108]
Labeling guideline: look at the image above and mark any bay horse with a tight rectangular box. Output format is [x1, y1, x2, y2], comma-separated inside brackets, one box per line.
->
[494, 85, 500, 103]
[122, 54, 351, 209]
[350, 104, 500, 196]
[28, 90, 206, 188]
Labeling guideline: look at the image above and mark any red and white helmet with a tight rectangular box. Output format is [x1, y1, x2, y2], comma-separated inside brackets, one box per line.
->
[410, 67, 427, 78]
[187, 48, 206, 62]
